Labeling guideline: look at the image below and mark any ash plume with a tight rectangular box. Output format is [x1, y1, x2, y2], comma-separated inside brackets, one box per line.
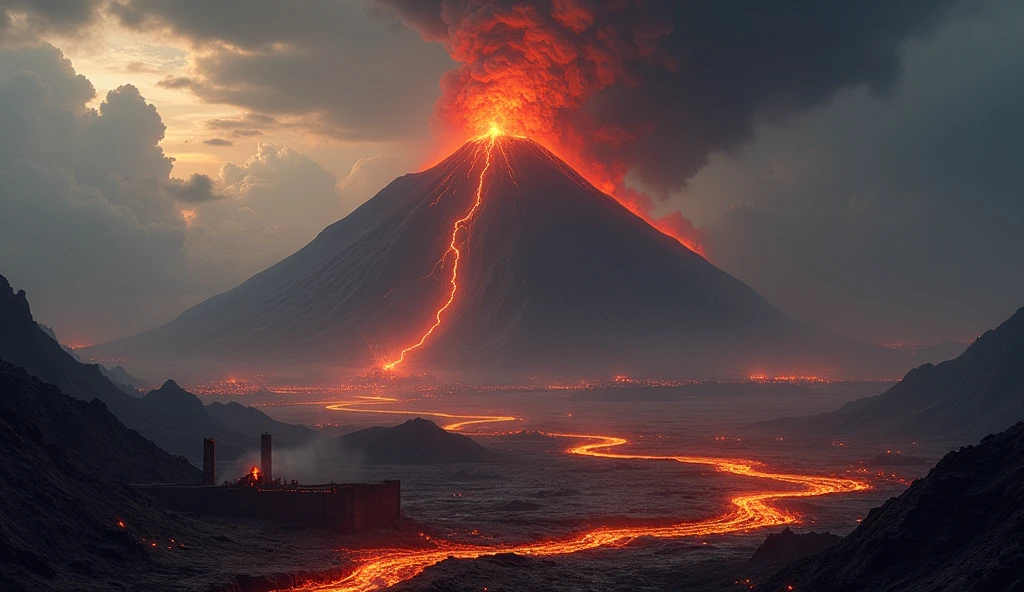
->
[380, 0, 961, 256]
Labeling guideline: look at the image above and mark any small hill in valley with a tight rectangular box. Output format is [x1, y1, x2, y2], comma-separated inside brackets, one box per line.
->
[339, 418, 496, 464]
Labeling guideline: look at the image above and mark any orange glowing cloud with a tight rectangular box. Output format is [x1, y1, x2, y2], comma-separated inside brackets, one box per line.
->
[408, 0, 706, 256]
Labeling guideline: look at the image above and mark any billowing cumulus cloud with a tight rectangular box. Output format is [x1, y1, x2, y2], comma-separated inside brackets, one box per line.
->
[219, 143, 343, 236]
[0, 42, 336, 343]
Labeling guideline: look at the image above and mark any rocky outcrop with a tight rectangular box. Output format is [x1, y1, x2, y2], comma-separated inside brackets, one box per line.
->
[758, 421, 1024, 591]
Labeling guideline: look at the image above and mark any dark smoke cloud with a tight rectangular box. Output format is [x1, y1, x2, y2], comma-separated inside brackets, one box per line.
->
[381, 0, 962, 193]
[1, 0, 101, 41]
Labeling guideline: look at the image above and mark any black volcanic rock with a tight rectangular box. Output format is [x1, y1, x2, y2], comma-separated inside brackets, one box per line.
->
[88, 137, 901, 379]
[339, 418, 496, 464]
[0, 360, 346, 591]
[743, 528, 840, 581]
[758, 421, 1024, 592]
[492, 500, 543, 512]
[777, 306, 1024, 445]
[0, 361, 193, 588]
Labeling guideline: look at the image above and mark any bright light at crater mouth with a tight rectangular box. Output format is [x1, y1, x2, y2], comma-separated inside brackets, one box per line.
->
[485, 123, 504, 138]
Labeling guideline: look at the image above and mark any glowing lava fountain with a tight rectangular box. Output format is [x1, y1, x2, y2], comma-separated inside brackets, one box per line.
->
[293, 401, 871, 592]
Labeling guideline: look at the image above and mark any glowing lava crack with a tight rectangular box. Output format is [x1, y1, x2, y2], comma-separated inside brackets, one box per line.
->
[293, 402, 871, 592]
[382, 133, 501, 371]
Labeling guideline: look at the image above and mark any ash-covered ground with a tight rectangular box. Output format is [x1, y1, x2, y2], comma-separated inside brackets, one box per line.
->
[200, 380, 935, 591]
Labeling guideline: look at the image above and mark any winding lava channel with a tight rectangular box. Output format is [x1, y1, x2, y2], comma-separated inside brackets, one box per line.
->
[292, 401, 871, 592]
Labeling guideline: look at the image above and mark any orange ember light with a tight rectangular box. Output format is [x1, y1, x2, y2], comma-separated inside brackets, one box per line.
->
[303, 398, 873, 592]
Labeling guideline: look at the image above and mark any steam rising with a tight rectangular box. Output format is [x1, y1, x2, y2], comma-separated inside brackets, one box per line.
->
[228, 438, 363, 485]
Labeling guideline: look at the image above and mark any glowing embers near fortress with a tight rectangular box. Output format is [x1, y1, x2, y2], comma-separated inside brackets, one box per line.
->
[300, 399, 871, 592]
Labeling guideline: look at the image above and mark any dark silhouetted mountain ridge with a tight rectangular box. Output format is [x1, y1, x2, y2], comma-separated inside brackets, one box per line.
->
[0, 361, 197, 588]
[0, 360, 197, 483]
[206, 400, 317, 444]
[772, 306, 1024, 444]
[758, 421, 1024, 591]
[0, 273, 295, 464]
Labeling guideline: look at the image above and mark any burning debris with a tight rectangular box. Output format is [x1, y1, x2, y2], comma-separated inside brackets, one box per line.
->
[140, 434, 401, 532]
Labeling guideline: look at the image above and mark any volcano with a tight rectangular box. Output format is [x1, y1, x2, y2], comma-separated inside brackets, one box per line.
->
[90, 136, 898, 379]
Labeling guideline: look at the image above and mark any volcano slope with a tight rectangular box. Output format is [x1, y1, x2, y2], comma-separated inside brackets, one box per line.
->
[91, 136, 898, 379]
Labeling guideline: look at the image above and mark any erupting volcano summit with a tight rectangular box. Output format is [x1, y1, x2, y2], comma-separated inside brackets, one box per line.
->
[92, 133, 896, 379]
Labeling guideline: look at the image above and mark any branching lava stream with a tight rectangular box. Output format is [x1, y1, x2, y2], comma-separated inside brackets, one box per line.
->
[382, 132, 501, 371]
[289, 400, 871, 591]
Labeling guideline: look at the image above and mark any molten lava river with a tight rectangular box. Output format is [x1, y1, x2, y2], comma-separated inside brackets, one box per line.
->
[252, 382, 911, 592]
[258, 133, 899, 590]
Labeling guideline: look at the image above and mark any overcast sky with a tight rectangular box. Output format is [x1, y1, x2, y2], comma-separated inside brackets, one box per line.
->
[0, 0, 1021, 346]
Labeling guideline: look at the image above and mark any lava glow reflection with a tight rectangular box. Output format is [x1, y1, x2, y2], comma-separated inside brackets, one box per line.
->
[292, 402, 870, 592]
[325, 396, 518, 432]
